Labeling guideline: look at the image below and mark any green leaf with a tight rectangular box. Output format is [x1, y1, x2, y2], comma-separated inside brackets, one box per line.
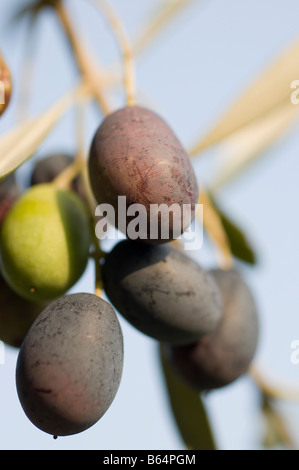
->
[159, 345, 216, 451]
[208, 194, 257, 265]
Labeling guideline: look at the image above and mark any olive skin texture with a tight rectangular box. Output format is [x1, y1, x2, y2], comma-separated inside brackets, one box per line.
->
[0, 275, 47, 348]
[0, 184, 91, 302]
[16, 293, 124, 437]
[88, 105, 199, 243]
[102, 240, 222, 344]
[163, 268, 259, 390]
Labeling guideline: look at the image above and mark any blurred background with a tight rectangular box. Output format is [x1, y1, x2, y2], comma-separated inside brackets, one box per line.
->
[0, 0, 299, 450]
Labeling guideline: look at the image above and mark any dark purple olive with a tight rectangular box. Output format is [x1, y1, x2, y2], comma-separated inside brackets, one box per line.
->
[102, 240, 222, 344]
[163, 268, 259, 390]
[16, 293, 123, 437]
[88, 106, 199, 243]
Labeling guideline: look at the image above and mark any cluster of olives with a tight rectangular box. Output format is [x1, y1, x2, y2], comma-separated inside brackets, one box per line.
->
[89, 105, 259, 388]
[0, 105, 259, 439]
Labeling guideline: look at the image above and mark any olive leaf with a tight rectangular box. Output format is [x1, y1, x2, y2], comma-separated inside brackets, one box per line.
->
[209, 98, 299, 191]
[0, 81, 89, 182]
[133, 0, 197, 56]
[197, 189, 234, 269]
[261, 395, 295, 450]
[188, 38, 299, 157]
[159, 345, 216, 451]
[206, 192, 256, 265]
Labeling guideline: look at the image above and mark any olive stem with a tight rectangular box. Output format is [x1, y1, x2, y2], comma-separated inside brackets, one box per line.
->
[54, 1, 112, 115]
[73, 95, 107, 299]
[51, 159, 84, 190]
[84, 183, 106, 300]
[51, 92, 90, 191]
[91, 0, 136, 107]
[53, 1, 112, 298]
[53, 1, 111, 297]
[74, 96, 98, 217]
[92, 229, 107, 299]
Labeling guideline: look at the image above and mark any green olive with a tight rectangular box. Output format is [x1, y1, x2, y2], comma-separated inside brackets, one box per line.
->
[0, 184, 91, 302]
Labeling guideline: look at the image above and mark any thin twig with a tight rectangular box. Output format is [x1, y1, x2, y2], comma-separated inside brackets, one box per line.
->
[73, 94, 107, 299]
[91, 0, 136, 106]
[54, 1, 112, 115]
[52, 157, 83, 190]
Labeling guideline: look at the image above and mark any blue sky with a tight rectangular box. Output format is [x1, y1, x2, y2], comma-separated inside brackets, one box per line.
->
[0, 0, 299, 450]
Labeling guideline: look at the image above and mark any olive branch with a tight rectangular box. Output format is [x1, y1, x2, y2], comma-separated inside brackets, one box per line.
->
[1, 0, 299, 450]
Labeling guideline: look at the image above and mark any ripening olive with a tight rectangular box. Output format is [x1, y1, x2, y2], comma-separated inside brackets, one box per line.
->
[102, 240, 222, 344]
[0, 184, 91, 302]
[16, 293, 123, 437]
[88, 105, 199, 243]
[163, 268, 259, 390]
